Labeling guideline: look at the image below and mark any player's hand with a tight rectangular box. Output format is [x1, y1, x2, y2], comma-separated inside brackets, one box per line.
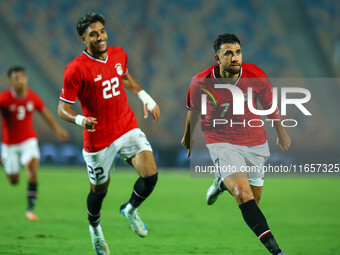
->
[181, 135, 193, 158]
[56, 127, 69, 141]
[83, 117, 98, 133]
[144, 104, 160, 124]
[276, 134, 291, 152]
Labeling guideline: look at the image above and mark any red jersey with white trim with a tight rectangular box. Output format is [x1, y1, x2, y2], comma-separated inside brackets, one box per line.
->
[60, 46, 138, 152]
[0, 88, 45, 145]
[186, 63, 281, 146]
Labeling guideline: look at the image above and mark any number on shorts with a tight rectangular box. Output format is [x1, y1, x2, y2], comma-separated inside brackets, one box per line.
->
[88, 166, 105, 181]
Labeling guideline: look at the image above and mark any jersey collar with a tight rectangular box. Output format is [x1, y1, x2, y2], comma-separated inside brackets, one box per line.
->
[10, 88, 27, 99]
[83, 50, 108, 63]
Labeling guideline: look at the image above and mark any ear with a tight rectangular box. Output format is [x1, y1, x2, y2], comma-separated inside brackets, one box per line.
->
[214, 54, 220, 64]
[80, 36, 87, 45]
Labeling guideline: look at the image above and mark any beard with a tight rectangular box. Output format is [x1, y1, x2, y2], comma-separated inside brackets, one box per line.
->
[226, 64, 241, 74]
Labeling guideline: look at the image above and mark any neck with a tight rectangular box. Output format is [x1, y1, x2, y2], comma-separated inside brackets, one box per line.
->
[216, 66, 240, 84]
[220, 69, 239, 79]
[87, 49, 107, 60]
[12, 88, 26, 98]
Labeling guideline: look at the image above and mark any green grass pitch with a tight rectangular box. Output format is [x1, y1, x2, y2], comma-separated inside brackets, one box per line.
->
[0, 166, 339, 255]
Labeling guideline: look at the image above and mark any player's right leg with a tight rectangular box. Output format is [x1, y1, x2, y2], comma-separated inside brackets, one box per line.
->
[88, 180, 110, 255]
[1, 143, 20, 185]
[206, 177, 224, 205]
[83, 147, 114, 255]
[224, 174, 284, 255]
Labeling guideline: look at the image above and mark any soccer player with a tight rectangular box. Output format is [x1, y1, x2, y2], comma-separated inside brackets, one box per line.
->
[0, 66, 69, 221]
[58, 13, 160, 255]
[181, 34, 291, 255]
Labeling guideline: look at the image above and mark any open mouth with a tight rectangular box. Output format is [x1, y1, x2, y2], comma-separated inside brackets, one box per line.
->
[97, 41, 106, 47]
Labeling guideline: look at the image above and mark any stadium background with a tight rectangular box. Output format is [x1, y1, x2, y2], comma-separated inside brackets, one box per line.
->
[0, 0, 339, 167]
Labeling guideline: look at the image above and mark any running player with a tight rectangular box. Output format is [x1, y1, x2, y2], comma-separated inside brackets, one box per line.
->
[0, 66, 69, 221]
[181, 33, 291, 255]
[58, 13, 160, 255]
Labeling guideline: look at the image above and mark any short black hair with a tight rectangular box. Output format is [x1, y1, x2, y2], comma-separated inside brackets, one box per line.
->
[7, 66, 25, 78]
[76, 13, 106, 36]
[213, 33, 241, 53]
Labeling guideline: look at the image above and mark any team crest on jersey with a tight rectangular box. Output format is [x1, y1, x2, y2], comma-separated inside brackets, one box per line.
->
[27, 101, 34, 111]
[115, 63, 123, 76]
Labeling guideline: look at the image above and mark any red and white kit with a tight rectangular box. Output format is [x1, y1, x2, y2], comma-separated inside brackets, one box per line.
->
[61, 47, 152, 184]
[0, 88, 44, 173]
[186, 63, 280, 147]
[186, 63, 280, 185]
[60, 46, 139, 153]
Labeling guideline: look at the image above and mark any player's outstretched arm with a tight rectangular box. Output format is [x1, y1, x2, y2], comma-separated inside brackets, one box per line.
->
[40, 108, 69, 141]
[181, 110, 200, 158]
[273, 120, 291, 152]
[122, 73, 160, 123]
[58, 101, 97, 133]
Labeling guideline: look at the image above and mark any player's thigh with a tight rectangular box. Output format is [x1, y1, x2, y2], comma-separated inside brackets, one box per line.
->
[1, 143, 20, 176]
[82, 145, 116, 187]
[118, 128, 156, 177]
[20, 138, 40, 168]
[131, 151, 157, 177]
[206, 143, 245, 180]
[24, 158, 40, 182]
[242, 142, 270, 187]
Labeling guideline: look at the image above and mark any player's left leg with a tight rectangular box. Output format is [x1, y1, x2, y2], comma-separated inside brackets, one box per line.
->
[117, 128, 158, 237]
[24, 157, 39, 221]
[120, 150, 158, 238]
[250, 185, 263, 205]
[20, 138, 41, 221]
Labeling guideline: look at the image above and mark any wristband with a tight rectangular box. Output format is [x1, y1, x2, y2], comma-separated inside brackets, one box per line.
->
[137, 90, 157, 111]
[75, 115, 86, 127]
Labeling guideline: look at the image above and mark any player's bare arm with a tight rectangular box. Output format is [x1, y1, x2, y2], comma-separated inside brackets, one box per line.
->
[40, 109, 69, 141]
[273, 120, 291, 152]
[181, 110, 199, 157]
[58, 100, 98, 132]
[122, 73, 160, 123]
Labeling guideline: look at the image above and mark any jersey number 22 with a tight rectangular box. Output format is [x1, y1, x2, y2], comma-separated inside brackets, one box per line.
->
[102, 77, 120, 99]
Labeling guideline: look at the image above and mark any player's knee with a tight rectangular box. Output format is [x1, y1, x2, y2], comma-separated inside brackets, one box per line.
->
[28, 174, 37, 183]
[8, 174, 19, 185]
[233, 186, 253, 204]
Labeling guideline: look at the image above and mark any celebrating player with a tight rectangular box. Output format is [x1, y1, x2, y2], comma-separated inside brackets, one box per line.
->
[0, 66, 69, 221]
[181, 34, 291, 255]
[58, 13, 160, 255]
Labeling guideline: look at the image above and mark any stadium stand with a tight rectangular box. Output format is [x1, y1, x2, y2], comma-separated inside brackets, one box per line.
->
[0, 0, 338, 166]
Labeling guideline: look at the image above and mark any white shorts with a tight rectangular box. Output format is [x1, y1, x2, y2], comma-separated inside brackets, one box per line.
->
[1, 138, 40, 175]
[82, 128, 153, 185]
[206, 142, 270, 187]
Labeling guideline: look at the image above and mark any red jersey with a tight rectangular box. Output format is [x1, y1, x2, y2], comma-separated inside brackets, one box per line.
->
[60, 47, 138, 152]
[186, 63, 280, 146]
[0, 88, 45, 145]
